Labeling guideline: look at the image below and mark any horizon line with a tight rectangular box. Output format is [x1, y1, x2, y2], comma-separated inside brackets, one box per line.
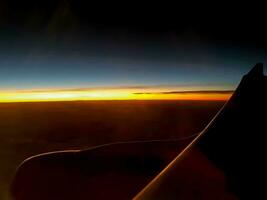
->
[0, 89, 233, 102]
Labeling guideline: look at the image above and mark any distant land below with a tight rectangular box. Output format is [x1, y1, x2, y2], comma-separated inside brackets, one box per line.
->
[0, 99, 225, 199]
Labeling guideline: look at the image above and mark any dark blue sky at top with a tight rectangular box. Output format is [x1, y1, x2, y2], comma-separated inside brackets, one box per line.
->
[0, 1, 266, 91]
[0, 33, 266, 91]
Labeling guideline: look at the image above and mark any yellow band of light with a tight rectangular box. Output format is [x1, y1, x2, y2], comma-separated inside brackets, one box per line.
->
[0, 89, 231, 102]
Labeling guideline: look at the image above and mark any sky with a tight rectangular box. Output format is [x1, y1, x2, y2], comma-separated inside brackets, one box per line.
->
[0, 1, 266, 101]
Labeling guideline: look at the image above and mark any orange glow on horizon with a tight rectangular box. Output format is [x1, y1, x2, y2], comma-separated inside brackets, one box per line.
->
[0, 88, 232, 102]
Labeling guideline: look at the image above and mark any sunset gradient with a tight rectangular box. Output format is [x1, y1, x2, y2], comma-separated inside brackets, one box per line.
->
[0, 88, 232, 102]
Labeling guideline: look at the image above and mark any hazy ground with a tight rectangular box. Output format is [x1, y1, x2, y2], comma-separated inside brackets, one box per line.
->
[0, 100, 224, 200]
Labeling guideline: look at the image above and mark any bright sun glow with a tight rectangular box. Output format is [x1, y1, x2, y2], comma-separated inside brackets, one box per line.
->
[0, 89, 232, 102]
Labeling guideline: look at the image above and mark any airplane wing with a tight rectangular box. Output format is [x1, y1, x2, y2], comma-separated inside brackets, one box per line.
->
[134, 63, 267, 200]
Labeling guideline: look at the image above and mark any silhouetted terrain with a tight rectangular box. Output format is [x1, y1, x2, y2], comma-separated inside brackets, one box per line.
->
[1, 100, 224, 200]
[135, 64, 267, 200]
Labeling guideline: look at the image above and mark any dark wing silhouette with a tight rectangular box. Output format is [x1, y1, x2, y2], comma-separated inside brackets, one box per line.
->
[11, 139, 190, 200]
[134, 63, 267, 200]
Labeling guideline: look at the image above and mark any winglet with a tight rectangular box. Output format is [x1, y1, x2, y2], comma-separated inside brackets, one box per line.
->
[247, 63, 263, 77]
